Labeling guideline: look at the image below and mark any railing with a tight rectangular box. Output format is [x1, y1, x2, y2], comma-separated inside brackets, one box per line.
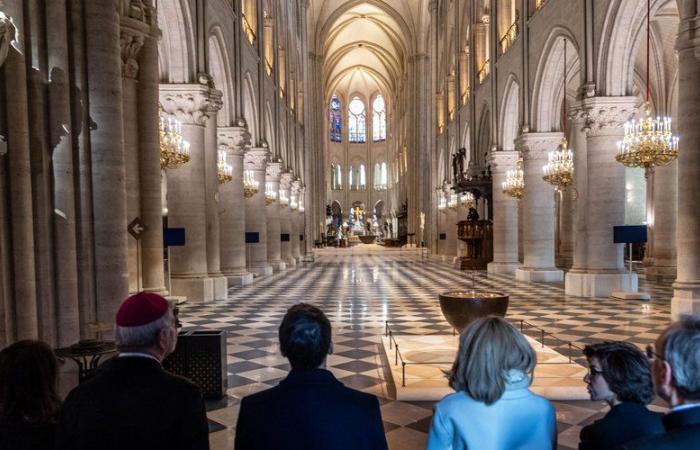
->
[242, 14, 256, 44]
[384, 319, 583, 388]
[477, 59, 490, 84]
[499, 20, 519, 54]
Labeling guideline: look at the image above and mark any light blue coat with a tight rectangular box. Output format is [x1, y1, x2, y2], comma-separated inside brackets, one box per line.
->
[426, 371, 556, 450]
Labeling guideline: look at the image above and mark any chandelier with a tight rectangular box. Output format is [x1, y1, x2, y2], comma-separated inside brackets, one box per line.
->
[243, 170, 259, 198]
[279, 189, 289, 207]
[217, 150, 233, 184]
[265, 182, 277, 205]
[460, 191, 476, 208]
[290, 194, 299, 210]
[437, 189, 447, 211]
[502, 160, 524, 199]
[448, 193, 459, 209]
[616, 0, 678, 172]
[542, 138, 574, 190]
[159, 109, 190, 169]
[543, 38, 574, 191]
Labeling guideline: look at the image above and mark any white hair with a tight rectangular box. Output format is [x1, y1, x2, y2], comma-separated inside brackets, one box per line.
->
[115, 307, 174, 350]
[664, 314, 700, 400]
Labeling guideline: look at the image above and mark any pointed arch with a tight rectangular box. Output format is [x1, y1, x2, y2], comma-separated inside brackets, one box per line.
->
[499, 74, 520, 151]
[264, 102, 276, 156]
[242, 71, 259, 143]
[477, 107, 491, 167]
[157, 0, 196, 83]
[207, 27, 234, 127]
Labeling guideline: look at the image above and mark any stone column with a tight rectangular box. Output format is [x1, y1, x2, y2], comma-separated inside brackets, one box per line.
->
[557, 186, 575, 268]
[120, 22, 146, 293]
[245, 146, 273, 276]
[515, 133, 564, 282]
[203, 89, 227, 299]
[266, 161, 286, 272]
[160, 83, 222, 302]
[568, 104, 589, 273]
[136, 17, 166, 294]
[279, 172, 295, 267]
[565, 97, 637, 297]
[290, 179, 302, 263]
[672, 8, 700, 316]
[85, 0, 130, 324]
[647, 161, 677, 282]
[218, 124, 254, 286]
[487, 151, 520, 275]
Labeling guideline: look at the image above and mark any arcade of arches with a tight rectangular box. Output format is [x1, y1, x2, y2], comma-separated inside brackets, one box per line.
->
[1, 0, 700, 448]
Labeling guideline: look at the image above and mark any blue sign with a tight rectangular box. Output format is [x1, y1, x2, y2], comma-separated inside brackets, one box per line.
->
[245, 232, 260, 243]
[163, 228, 186, 247]
[281, 234, 290, 242]
[613, 225, 647, 244]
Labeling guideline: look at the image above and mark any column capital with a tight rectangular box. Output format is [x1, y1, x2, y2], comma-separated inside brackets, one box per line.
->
[489, 150, 520, 173]
[291, 179, 302, 193]
[514, 132, 563, 161]
[579, 96, 637, 137]
[120, 0, 156, 27]
[218, 126, 250, 156]
[0, 12, 16, 68]
[266, 161, 283, 181]
[280, 171, 294, 189]
[159, 83, 223, 125]
[244, 147, 270, 171]
[120, 28, 146, 79]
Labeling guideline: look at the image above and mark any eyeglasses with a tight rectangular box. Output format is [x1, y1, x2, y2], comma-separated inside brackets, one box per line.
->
[645, 344, 663, 361]
[588, 367, 605, 377]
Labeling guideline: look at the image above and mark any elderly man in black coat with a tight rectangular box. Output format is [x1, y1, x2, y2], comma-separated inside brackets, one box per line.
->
[235, 303, 388, 450]
[622, 315, 700, 449]
[55, 292, 209, 450]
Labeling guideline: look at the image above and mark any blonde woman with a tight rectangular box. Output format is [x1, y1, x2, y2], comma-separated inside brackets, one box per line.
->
[427, 316, 556, 450]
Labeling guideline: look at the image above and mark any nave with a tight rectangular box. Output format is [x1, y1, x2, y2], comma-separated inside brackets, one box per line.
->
[180, 254, 671, 450]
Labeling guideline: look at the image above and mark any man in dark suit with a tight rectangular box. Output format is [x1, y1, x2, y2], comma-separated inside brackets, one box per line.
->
[622, 315, 700, 449]
[56, 292, 210, 450]
[234, 303, 388, 450]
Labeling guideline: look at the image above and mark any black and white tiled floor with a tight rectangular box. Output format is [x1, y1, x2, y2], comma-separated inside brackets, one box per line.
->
[179, 253, 672, 450]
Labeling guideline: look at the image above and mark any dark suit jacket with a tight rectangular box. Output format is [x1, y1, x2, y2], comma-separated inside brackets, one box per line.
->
[0, 421, 55, 450]
[621, 404, 700, 450]
[55, 355, 209, 450]
[578, 402, 664, 450]
[234, 368, 388, 450]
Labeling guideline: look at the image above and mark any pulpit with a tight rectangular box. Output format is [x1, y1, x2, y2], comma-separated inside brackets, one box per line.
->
[457, 220, 493, 270]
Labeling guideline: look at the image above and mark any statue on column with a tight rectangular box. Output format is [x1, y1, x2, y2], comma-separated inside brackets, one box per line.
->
[452, 147, 467, 184]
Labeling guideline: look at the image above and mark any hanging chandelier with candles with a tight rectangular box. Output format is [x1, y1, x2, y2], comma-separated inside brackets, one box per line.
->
[265, 182, 277, 205]
[217, 150, 233, 184]
[616, 0, 678, 172]
[159, 108, 190, 170]
[502, 159, 524, 199]
[543, 38, 574, 191]
[460, 191, 476, 208]
[243, 170, 259, 198]
[290, 193, 299, 210]
[279, 189, 289, 207]
[448, 192, 459, 209]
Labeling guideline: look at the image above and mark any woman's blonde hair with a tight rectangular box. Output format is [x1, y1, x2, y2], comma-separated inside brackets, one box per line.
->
[449, 316, 536, 405]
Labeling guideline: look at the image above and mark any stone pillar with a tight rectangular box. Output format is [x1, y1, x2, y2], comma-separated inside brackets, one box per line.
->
[136, 18, 166, 294]
[647, 161, 677, 282]
[515, 133, 564, 282]
[203, 90, 227, 299]
[266, 161, 286, 272]
[245, 147, 273, 276]
[218, 124, 254, 286]
[488, 151, 519, 275]
[120, 23, 146, 293]
[160, 83, 222, 302]
[290, 179, 302, 263]
[85, 0, 130, 324]
[565, 97, 637, 297]
[279, 172, 295, 267]
[672, 8, 700, 317]
[557, 187, 575, 268]
[568, 105, 589, 273]
[3, 9, 39, 340]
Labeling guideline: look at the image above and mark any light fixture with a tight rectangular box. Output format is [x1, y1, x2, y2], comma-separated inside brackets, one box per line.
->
[243, 170, 259, 198]
[437, 189, 447, 211]
[279, 189, 289, 207]
[448, 193, 459, 209]
[502, 159, 524, 199]
[460, 191, 475, 208]
[265, 181, 277, 205]
[290, 193, 299, 210]
[543, 38, 574, 191]
[159, 108, 190, 170]
[217, 150, 233, 184]
[616, 0, 678, 173]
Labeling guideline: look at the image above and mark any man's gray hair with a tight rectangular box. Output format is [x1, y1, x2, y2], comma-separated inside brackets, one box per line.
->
[663, 314, 700, 400]
[115, 306, 174, 350]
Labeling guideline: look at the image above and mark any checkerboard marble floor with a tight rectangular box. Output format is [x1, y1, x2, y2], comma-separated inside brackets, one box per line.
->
[178, 253, 672, 450]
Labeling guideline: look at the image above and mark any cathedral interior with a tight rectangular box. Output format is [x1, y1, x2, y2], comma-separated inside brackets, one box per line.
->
[1, 0, 700, 448]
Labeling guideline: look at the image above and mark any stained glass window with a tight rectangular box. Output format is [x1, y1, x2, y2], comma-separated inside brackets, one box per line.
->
[329, 95, 342, 142]
[372, 95, 386, 142]
[348, 97, 366, 143]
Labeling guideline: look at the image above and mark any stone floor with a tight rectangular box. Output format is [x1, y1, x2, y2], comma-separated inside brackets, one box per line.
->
[178, 252, 672, 450]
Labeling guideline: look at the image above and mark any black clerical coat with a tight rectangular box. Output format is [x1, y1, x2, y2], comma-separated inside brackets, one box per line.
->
[55, 355, 209, 450]
[234, 368, 388, 450]
[578, 402, 664, 450]
[621, 404, 700, 450]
